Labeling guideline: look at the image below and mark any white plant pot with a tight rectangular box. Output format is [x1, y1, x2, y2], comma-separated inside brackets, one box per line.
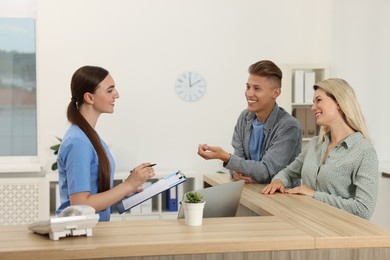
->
[183, 201, 206, 226]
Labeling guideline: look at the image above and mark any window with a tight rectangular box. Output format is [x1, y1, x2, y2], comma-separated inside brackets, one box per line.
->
[0, 1, 39, 172]
[0, 17, 36, 156]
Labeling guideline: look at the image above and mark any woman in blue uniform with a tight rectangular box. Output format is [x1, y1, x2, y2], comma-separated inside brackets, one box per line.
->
[56, 65, 155, 221]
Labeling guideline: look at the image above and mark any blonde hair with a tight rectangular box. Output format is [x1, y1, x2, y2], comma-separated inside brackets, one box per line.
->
[314, 78, 372, 143]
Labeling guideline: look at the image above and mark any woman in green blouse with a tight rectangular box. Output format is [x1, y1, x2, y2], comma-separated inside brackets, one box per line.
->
[262, 78, 378, 220]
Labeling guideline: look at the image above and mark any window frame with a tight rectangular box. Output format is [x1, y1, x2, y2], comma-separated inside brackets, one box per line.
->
[0, 0, 41, 174]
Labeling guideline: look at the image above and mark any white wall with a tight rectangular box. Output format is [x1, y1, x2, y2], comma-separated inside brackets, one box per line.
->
[36, 0, 332, 174]
[330, 0, 390, 228]
[330, 0, 390, 162]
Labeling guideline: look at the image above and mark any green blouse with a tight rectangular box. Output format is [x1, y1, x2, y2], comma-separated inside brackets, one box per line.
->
[273, 132, 379, 220]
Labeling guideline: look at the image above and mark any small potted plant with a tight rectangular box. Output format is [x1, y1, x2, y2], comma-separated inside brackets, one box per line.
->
[182, 191, 206, 226]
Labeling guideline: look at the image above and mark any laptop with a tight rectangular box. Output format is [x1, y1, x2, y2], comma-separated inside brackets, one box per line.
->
[177, 180, 245, 219]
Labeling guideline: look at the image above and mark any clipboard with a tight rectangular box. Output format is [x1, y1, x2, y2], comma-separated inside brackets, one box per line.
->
[116, 170, 187, 214]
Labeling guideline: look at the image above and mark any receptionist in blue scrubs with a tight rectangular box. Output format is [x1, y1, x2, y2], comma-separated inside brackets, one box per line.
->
[56, 65, 155, 221]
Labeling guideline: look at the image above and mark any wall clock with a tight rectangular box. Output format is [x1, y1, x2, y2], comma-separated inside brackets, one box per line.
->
[175, 71, 206, 102]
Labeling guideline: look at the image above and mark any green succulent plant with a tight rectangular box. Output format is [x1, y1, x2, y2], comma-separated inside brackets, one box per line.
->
[184, 191, 204, 203]
[50, 136, 62, 171]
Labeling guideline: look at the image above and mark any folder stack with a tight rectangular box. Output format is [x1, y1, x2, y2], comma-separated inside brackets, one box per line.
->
[293, 70, 316, 104]
[293, 107, 318, 138]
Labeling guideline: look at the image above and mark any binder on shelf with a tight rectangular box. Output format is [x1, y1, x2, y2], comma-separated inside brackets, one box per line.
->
[292, 107, 306, 137]
[293, 107, 318, 138]
[304, 71, 316, 103]
[116, 170, 187, 214]
[166, 186, 178, 211]
[55, 183, 61, 211]
[140, 181, 152, 214]
[141, 199, 152, 214]
[293, 70, 304, 103]
[305, 107, 318, 138]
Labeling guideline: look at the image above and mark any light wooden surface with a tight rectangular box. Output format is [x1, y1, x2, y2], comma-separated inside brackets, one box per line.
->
[0, 217, 313, 259]
[204, 173, 390, 249]
[1, 172, 390, 260]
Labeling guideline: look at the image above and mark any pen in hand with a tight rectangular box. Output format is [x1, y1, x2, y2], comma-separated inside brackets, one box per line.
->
[130, 163, 156, 173]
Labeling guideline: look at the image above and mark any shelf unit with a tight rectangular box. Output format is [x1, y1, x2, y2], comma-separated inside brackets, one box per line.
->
[281, 64, 330, 142]
[47, 169, 202, 221]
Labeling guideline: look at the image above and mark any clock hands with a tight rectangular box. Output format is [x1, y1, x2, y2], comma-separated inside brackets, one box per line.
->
[190, 79, 202, 87]
[186, 72, 204, 88]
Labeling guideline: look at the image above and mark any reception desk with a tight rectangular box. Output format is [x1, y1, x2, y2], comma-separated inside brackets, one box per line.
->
[1, 173, 390, 260]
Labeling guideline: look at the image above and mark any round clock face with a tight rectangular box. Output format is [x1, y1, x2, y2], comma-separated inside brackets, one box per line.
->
[175, 71, 206, 102]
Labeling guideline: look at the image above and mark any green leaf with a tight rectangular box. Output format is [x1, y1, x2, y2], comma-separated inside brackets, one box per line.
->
[50, 136, 62, 171]
[50, 144, 60, 151]
[51, 162, 58, 171]
[184, 191, 203, 203]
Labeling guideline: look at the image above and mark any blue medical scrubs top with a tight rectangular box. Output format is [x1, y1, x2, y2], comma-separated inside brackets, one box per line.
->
[56, 124, 115, 222]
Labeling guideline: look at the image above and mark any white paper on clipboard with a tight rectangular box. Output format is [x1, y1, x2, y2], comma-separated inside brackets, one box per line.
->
[116, 170, 187, 214]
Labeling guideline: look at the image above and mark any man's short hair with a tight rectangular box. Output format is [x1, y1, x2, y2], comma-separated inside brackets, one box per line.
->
[248, 60, 282, 88]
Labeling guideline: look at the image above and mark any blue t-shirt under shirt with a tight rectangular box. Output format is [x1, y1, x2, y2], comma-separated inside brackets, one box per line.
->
[56, 124, 115, 222]
[249, 118, 265, 162]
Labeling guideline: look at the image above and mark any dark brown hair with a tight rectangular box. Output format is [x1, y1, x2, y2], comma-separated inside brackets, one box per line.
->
[248, 60, 282, 88]
[68, 65, 111, 192]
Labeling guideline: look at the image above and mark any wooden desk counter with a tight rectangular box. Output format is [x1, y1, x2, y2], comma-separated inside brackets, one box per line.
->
[1, 173, 390, 260]
[0, 216, 313, 260]
[204, 173, 390, 250]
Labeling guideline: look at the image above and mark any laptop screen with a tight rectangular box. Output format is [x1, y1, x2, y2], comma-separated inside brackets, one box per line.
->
[177, 180, 244, 219]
